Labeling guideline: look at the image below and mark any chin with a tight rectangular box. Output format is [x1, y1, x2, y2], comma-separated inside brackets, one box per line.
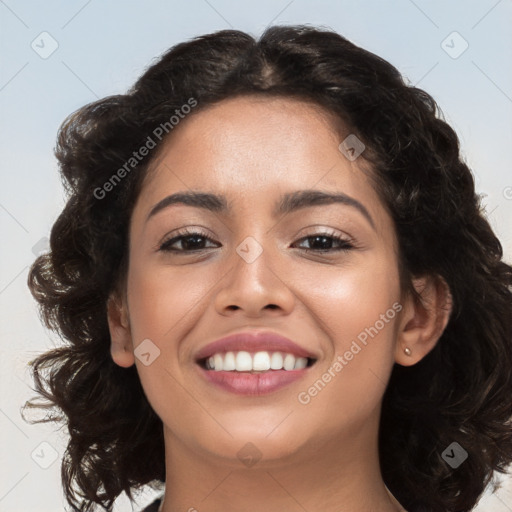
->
[180, 418, 312, 468]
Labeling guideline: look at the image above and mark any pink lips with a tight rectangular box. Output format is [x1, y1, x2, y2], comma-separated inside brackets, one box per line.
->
[195, 331, 316, 361]
[195, 331, 317, 396]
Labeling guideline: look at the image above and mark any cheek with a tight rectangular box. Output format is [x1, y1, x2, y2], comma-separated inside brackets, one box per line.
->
[294, 255, 401, 429]
[125, 259, 213, 345]
[124, 256, 230, 413]
[301, 251, 400, 347]
[124, 261, 212, 436]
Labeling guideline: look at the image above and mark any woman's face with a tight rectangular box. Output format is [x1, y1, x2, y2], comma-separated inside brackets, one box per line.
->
[114, 96, 408, 467]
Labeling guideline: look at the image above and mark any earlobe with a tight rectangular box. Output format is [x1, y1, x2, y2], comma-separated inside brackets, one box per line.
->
[107, 294, 135, 368]
[395, 275, 453, 366]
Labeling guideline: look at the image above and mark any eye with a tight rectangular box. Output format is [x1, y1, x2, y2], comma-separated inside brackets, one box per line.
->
[158, 229, 355, 254]
[158, 228, 219, 252]
[292, 231, 355, 253]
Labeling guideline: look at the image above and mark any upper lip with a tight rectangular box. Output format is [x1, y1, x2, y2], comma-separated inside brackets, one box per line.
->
[195, 330, 318, 362]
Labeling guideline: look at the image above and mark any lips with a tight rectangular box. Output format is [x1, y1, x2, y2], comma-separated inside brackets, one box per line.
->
[195, 331, 318, 362]
[194, 331, 318, 395]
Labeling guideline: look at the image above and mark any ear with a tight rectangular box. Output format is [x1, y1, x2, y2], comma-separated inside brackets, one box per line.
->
[395, 275, 453, 366]
[107, 293, 135, 368]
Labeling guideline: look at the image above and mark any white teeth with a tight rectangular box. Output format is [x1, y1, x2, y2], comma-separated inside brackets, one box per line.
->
[235, 351, 252, 371]
[294, 357, 308, 369]
[213, 353, 223, 372]
[253, 351, 271, 371]
[223, 351, 236, 371]
[204, 350, 312, 372]
[283, 353, 296, 371]
[270, 352, 284, 369]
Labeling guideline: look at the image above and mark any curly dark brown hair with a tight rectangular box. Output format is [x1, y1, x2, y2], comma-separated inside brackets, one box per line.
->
[24, 25, 512, 512]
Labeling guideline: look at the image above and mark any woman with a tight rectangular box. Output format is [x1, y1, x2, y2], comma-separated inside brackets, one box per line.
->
[25, 25, 512, 512]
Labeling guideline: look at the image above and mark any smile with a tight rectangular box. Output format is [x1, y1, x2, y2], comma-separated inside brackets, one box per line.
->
[194, 330, 318, 395]
[202, 350, 314, 372]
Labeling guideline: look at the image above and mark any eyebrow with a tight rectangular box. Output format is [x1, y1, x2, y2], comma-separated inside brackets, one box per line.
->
[146, 189, 375, 229]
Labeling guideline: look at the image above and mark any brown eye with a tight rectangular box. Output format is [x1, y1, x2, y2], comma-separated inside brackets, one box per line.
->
[293, 232, 354, 253]
[159, 230, 219, 252]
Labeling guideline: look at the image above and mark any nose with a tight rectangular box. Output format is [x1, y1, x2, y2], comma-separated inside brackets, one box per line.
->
[213, 241, 295, 318]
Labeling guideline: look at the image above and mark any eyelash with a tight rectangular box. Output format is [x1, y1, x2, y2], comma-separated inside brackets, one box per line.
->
[158, 228, 355, 254]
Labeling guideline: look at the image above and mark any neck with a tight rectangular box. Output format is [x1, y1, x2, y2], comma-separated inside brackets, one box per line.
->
[160, 417, 403, 512]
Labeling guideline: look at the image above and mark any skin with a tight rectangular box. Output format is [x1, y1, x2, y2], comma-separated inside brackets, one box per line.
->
[108, 96, 452, 512]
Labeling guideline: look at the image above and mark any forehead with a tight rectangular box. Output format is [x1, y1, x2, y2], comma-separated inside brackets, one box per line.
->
[135, 95, 388, 228]
[151, 96, 342, 171]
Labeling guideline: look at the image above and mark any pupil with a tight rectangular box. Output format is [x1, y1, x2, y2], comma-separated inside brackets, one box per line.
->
[184, 236, 204, 250]
[311, 236, 331, 249]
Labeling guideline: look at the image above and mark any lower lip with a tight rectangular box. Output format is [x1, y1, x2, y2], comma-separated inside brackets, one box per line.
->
[197, 366, 310, 395]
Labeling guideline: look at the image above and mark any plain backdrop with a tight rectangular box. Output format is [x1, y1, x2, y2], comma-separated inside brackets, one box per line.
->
[1, 1, 511, 511]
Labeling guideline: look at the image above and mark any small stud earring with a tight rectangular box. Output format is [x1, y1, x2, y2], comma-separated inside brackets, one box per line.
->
[404, 347, 412, 356]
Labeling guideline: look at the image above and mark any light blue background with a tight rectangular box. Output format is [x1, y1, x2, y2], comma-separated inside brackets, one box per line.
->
[1, 1, 511, 510]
